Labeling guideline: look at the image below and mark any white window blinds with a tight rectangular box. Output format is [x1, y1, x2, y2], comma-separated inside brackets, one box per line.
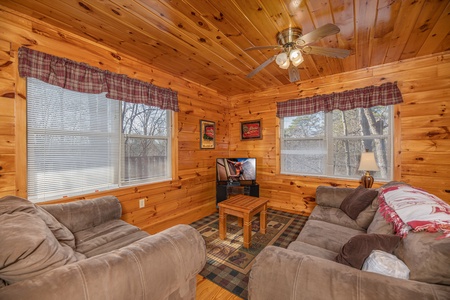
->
[27, 78, 120, 201]
[27, 78, 172, 202]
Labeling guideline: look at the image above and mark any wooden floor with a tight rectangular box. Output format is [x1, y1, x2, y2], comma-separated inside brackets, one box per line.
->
[196, 275, 242, 300]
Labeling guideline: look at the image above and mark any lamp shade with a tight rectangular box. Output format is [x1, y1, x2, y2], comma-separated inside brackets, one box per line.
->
[358, 152, 379, 172]
[279, 59, 290, 69]
[289, 49, 304, 66]
[289, 49, 301, 61]
[275, 53, 288, 66]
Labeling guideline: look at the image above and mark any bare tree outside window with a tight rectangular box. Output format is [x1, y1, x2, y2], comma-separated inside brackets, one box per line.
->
[121, 102, 170, 183]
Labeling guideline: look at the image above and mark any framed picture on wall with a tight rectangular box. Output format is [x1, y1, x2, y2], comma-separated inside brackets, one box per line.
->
[200, 120, 215, 149]
[241, 119, 262, 140]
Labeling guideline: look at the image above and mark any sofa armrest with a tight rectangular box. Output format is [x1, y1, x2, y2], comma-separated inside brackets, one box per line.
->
[315, 186, 355, 208]
[41, 196, 122, 232]
[0, 224, 206, 300]
[249, 246, 450, 300]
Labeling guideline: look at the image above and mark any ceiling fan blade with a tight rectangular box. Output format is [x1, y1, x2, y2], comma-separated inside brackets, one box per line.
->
[244, 45, 283, 51]
[296, 23, 341, 46]
[246, 55, 277, 78]
[288, 65, 300, 82]
[302, 46, 351, 58]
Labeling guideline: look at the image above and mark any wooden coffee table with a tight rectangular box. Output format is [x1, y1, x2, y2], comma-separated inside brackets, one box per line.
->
[218, 194, 269, 249]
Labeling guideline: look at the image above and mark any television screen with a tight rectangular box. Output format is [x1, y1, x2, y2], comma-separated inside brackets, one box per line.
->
[216, 158, 256, 184]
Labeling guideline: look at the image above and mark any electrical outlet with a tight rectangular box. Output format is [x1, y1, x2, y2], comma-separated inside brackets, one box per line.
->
[139, 198, 145, 208]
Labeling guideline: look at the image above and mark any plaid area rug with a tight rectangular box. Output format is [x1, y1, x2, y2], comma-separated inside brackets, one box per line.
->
[190, 209, 308, 299]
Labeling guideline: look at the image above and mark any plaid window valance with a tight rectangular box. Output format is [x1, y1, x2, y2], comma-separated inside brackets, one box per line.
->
[18, 47, 179, 112]
[276, 82, 403, 118]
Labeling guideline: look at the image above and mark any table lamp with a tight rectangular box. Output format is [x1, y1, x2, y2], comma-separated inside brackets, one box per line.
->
[358, 150, 379, 188]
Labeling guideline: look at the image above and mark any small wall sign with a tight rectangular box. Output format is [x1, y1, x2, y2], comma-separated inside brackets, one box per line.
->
[200, 120, 215, 149]
[241, 119, 262, 140]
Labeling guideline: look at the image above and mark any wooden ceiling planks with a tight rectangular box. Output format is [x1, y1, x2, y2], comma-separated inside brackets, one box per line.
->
[183, 0, 286, 87]
[417, 1, 450, 56]
[384, 0, 425, 64]
[307, 0, 342, 77]
[370, 1, 401, 67]
[354, 0, 377, 69]
[0, 0, 449, 96]
[400, 0, 449, 60]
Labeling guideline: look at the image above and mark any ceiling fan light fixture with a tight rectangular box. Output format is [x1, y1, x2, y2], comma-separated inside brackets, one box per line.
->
[292, 58, 303, 67]
[275, 52, 288, 66]
[279, 59, 290, 69]
[289, 49, 301, 61]
[290, 50, 304, 66]
[245, 24, 348, 80]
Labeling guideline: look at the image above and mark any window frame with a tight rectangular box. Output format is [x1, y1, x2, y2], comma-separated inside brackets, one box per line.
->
[279, 106, 394, 181]
[26, 78, 174, 202]
[120, 101, 173, 186]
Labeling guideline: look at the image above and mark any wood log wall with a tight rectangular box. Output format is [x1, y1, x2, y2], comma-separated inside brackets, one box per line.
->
[0, 7, 449, 234]
[229, 53, 450, 212]
[0, 7, 226, 233]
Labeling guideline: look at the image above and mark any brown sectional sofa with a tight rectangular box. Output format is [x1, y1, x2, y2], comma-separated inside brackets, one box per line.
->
[0, 195, 206, 300]
[249, 184, 450, 300]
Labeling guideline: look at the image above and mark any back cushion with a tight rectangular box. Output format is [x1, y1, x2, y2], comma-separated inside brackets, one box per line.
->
[367, 209, 394, 235]
[0, 195, 76, 249]
[35, 206, 76, 249]
[315, 186, 355, 208]
[355, 196, 379, 229]
[0, 213, 78, 284]
[42, 196, 121, 233]
[394, 231, 450, 285]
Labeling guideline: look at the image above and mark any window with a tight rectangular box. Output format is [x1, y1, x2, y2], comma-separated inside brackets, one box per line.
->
[27, 78, 171, 202]
[280, 106, 392, 181]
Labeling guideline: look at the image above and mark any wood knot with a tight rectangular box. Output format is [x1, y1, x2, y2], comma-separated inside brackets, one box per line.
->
[111, 9, 121, 16]
[110, 52, 121, 60]
[1, 93, 15, 98]
[78, 2, 91, 11]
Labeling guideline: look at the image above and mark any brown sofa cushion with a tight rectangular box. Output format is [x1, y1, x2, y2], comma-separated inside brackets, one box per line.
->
[395, 231, 450, 285]
[0, 195, 76, 249]
[335, 234, 401, 269]
[0, 212, 79, 284]
[355, 195, 379, 229]
[340, 186, 378, 220]
[367, 209, 394, 235]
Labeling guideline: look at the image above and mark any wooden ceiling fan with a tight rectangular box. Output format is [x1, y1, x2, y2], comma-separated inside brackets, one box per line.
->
[245, 23, 350, 82]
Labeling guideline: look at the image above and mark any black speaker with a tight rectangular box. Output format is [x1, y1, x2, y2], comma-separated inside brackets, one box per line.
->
[216, 183, 259, 204]
[216, 185, 228, 204]
[244, 184, 259, 197]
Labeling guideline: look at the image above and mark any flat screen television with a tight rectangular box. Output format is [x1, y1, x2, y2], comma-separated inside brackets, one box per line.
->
[216, 158, 256, 185]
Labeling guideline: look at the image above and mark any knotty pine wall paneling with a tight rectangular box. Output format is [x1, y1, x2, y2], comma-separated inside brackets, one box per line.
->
[1, 5, 449, 230]
[229, 52, 450, 213]
[0, 39, 16, 197]
[0, 6, 228, 233]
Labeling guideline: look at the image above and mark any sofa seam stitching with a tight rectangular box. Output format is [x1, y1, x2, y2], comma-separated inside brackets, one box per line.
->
[130, 250, 146, 299]
[291, 256, 305, 300]
[357, 271, 361, 300]
[75, 264, 89, 300]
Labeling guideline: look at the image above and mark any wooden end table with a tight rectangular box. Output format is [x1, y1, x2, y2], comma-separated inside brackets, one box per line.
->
[218, 194, 269, 249]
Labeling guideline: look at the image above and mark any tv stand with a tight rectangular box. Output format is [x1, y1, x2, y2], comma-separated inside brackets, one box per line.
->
[216, 182, 259, 204]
